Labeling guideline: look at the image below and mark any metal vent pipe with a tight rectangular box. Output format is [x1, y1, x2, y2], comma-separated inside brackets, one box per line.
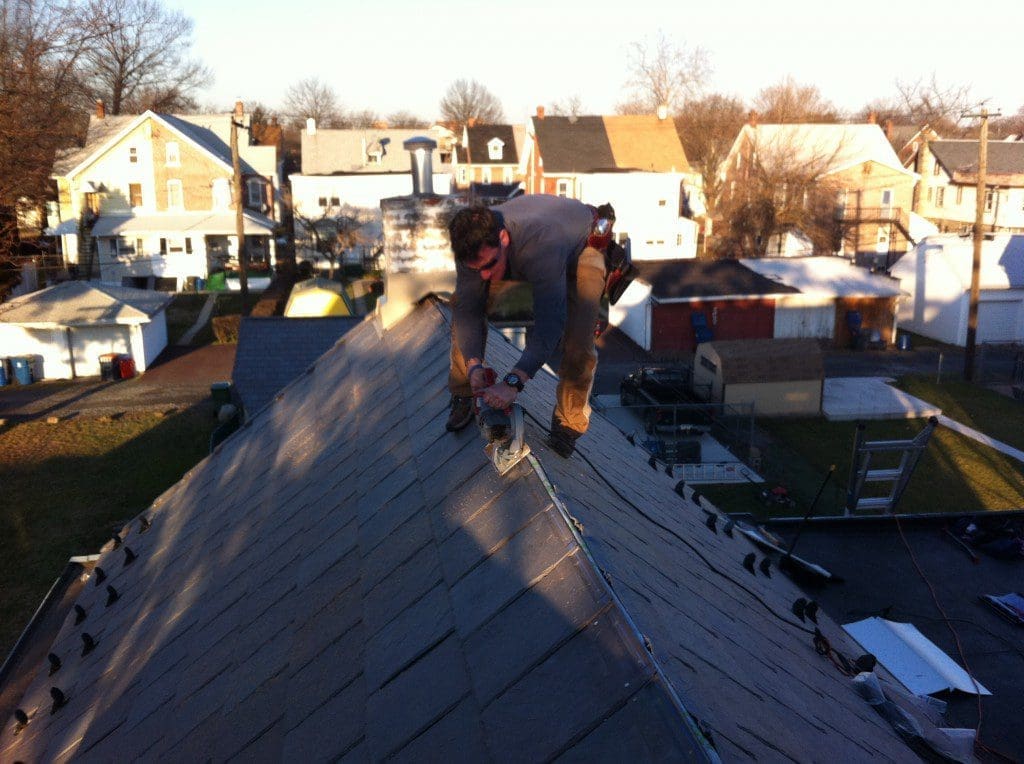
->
[403, 136, 437, 196]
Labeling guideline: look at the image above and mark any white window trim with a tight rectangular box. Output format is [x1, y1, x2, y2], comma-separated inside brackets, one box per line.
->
[482, 167, 492, 184]
[246, 178, 263, 207]
[556, 179, 571, 198]
[167, 179, 183, 210]
[165, 141, 180, 167]
[487, 138, 505, 161]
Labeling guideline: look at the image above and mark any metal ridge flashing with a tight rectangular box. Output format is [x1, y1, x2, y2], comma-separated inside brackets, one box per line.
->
[524, 453, 722, 763]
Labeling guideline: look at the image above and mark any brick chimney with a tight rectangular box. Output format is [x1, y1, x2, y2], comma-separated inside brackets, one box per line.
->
[885, 119, 894, 140]
[747, 110, 758, 127]
[867, 110, 877, 124]
[234, 100, 244, 119]
[95, 99, 105, 119]
[536, 105, 545, 120]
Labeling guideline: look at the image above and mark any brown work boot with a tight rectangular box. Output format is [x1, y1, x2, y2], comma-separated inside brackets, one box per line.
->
[546, 422, 579, 458]
[445, 395, 474, 432]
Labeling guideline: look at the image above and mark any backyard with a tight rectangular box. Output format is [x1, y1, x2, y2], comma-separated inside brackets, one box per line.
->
[699, 375, 1024, 519]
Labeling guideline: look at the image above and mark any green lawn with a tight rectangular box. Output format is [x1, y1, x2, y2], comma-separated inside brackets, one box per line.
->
[700, 384, 1024, 520]
[0, 410, 215, 658]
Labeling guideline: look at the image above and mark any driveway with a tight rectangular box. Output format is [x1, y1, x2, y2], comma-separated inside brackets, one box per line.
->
[0, 344, 236, 421]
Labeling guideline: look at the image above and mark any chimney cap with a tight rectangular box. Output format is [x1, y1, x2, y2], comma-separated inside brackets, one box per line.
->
[536, 105, 545, 119]
[747, 109, 758, 127]
[403, 136, 437, 152]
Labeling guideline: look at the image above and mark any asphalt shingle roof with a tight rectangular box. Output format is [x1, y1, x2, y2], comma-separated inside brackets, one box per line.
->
[930, 139, 1024, 180]
[532, 116, 616, 173]
[0, 282, 171, 326]
[0, 301, 919, 761]
[532, 115, 689, 174]
[636, 259, 802, 300]
[231, 316, 361, 414]
[465, 125, 519, 165]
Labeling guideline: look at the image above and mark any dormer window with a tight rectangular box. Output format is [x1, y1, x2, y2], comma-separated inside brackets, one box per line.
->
[165, 141, 180, 167]
[487, 138, 504, 161]
[246, 178, 263, 208]
[366, 150, 382, 165]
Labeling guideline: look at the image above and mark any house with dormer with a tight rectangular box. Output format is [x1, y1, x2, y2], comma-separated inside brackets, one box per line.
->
[451, 123, 524, 190]
[522, 109, 702, 260]
[47, 101, 279, 291]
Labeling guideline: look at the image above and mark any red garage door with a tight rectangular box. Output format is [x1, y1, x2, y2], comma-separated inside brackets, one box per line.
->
[652, 299, 775, 353]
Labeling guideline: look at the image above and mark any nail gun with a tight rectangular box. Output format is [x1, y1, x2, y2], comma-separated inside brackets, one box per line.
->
[475, 368, 531, 476]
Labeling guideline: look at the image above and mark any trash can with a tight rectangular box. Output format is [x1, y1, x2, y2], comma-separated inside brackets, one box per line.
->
[211, 381, 233, 406]
[99, 352, 120, 381]
[195, 277, 206, 291]
[11, 356, 33, 385]
[0, 358, 8, 386]
[118, 355, 136, 379]
[897, 333, 911, 351]
[207, 271, 227, 291]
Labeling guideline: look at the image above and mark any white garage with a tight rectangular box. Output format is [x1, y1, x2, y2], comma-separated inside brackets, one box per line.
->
[0, 281, 171, 380]
[891, 234, 1024, 346]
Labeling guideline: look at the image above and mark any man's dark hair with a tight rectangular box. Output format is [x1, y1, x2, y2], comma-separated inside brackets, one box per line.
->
[448, 206, 501, 263]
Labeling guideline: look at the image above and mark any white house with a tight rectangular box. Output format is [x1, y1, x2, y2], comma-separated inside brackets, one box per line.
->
[0, 282, 170, 379]
[47, 102, 278, 290]
[890, 233, 1024, 345]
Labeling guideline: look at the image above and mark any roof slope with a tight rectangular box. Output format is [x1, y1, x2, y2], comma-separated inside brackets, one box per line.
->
[532, 115, 689, 174]
[930, 139, 1024, 181]
[0, 302, 916, 761]
[231, 316, 361, 414]
[636, 259, 802, 300]
[701, 338, 824, 382]
[891, 233, 1024, 291]
[301, 127, 454, 175]
[465, 125, 519, 165]
[740, 256, 904, 298]
[736, 123, 912, 176]
[0, 282, 171, 326]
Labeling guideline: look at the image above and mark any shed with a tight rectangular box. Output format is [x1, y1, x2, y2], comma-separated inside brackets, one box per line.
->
[692, 338, 824, 415]
[0, 282, 170, 379]
[890, 233, 1024, 345]
[741, 256, 904, 347]
[283, 278, 353, 317]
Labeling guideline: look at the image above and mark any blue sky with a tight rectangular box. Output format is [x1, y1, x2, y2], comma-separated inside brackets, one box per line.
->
[170, 0, 1023, 121]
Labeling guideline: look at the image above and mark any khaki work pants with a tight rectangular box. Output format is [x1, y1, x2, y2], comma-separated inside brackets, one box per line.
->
[449, 246, 607, 438]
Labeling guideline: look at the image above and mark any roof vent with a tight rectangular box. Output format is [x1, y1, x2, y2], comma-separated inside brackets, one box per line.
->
[403, 136, 437, 196]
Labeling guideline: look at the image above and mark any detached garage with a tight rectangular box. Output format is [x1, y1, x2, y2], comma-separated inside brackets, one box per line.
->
[692, 338, 824, 416]
[891, 234, 1024, 345]
[0, 282, 171, 380]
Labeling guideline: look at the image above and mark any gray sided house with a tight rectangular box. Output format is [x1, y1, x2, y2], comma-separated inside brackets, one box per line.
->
[0, 282, 170, 379]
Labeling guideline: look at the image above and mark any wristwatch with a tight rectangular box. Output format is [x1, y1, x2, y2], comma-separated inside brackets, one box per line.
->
[502, 372, 525, 392]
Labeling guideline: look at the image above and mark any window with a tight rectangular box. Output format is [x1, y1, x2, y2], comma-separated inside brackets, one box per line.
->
[502, 167, 513, 184]
[927, 187, 933, 203]
[487, 139, 504, 161]
[880, 188, 893, 213]
[677, 234, 683, 246]
[457, 167, 468, 185]
[318, 196, 328, 208]
[329, 196, 340, 208]
[985, 189, 995, 212]
[933, 160, 941, 176]
[129, 183, 143, 208]
[185, 237, 193, 254]
[658, 199, 666, 206]
[166, 179, 183, 209]
[212, 178, 230, 210]
[165, 141, 180, 167]
[556, 179, 570, 198]
[482, 167, 492, 184]
[936, 187, 945, 208]
[129, 146, 138, 164]
[117, 236, 135, 255]
[956, 186, 963, 205]
[246, 178, 263, 207]
[159, 237, 167, 254]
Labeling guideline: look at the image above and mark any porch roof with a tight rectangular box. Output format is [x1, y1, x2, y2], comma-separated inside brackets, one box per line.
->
[91, 211, 276, 237]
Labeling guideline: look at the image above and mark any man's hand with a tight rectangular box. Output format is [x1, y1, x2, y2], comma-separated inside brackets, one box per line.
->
[481, 382, 518, 410]
[468, 359, 492, 394]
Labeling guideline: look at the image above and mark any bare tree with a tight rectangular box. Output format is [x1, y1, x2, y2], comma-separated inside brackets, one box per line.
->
[674, 93, 747, 222]
[753, 76, 840, 123]
[340, 108, 380, 129]
[896, 73, 972, 130]
[294, 205, 377, 279]
[714, 126, 848, 257]
[80, 0, 209, 114]
[548, 94, 585, 117]
[1, 0, 94, 277]
[385, 110, 428, 128]
[282, 76, 343, 129]
[990, 104, 1024, 140]
[617, 31, 710, 115]
[439, 79, 505, 127]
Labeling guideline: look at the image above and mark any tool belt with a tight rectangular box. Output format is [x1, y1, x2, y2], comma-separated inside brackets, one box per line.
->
[588, 202, 636, 306]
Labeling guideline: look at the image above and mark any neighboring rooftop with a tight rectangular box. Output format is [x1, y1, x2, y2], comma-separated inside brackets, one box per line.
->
[300, 125, 456, 175]
[0, 282, 172, 327]
[892, 233, 1024, 291]
[635, 259, 802, 300]
[700, 337, 824, 383]
[734, 123, 913, 176]
[464, 125, 519, 165]
[0, 301, 927, 761]
[231, 315, 360, 415]
[531, 114, 689, 174]
[930, 139, 1024, 183]
[740, 256, 905, 298]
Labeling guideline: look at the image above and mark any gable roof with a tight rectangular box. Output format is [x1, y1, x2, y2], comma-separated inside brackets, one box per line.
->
[531, 115, 689, 174]
[51, 112, 260, 179]
[733, 123, 914, 178]
[891, 233, 1024, 291]
[636, 259, 802, 300]
[0, 282, 171, 327]
[740, 256, 904, 298]
[231, 316, 360, 414]
[930, 139, 1024, 183]
[301, 127, 455, 175]
[465, 124, 519, 165]
[0, 301, 920, 761]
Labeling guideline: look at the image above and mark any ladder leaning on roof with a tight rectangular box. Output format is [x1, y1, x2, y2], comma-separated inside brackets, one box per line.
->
[845, 417, 938, 515]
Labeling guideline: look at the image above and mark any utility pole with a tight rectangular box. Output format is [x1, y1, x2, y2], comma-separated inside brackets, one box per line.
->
[963, 107, 999, 381]
[230, 109, 249, 312]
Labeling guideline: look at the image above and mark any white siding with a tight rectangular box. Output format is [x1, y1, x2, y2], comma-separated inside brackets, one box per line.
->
[608, 281, 653, 351]
[136, 312, 168, 370]
[977, 298, 1023, 343]
[70, 326, 131, 376]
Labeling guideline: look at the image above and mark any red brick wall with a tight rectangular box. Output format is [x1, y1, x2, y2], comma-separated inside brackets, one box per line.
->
[652, 298, 775, 353]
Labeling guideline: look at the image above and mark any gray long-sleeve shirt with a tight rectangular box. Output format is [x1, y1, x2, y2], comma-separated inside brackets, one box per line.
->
[452, 194, 594, 377]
